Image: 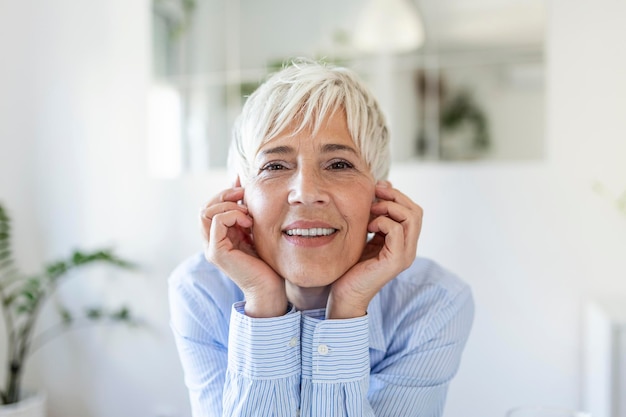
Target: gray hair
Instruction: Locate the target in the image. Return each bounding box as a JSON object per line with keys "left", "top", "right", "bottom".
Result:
{"left": 229, "top": 59, "right": 390, "bottom": 185}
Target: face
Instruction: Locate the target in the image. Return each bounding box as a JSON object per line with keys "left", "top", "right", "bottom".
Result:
{"left": 244, "top": 110, "right": 376, "bottom": 289}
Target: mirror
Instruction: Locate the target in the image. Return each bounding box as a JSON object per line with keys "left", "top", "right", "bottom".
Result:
{"left": 150, "top": 0, "right": 545, "bottom": 176}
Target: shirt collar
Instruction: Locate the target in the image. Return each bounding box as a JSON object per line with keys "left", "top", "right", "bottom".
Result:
{"left": 368, "top": 292, "right": 386, "bottom": 351}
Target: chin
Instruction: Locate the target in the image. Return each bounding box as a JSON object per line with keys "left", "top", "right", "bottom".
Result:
{"left": 280, "top": 267, "right": 343, "bottom": 288}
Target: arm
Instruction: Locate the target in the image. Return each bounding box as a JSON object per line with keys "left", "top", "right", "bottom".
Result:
{"left": 169, "top": 267, "right": 303, "bottom": 417}
{"left": 224, "top": 303, "right": 301, "bottom": 416}
{"left": 299, "top": 311, "right": 372, "bottom": 417}
{"left": 368, "top": 288, "right": 474, "bottom": 417}
{"left": 169, "top": 272, "right": 229, "bottom": 417}
{"left": 177, "top": 185, "right": 297, "bottom": 416}
{"left": 201, "top": 185, "right": 288, "bottom": 319}
{"left": 299, "top": 286, "right": 474, "bottom": 417}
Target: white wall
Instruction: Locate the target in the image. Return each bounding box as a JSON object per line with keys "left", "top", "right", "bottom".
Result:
{"left": 1, "top": 1, "right": 200, "bottom": 416}
{"left": 0, "top": 1, "right": 45, "bottom": 285}
{"left": 441, "top": 1, "right": 626, "bottom": 416}
{"left": 0, "top": 0, "right": 48, "bottom": 397}
{"left": 1, "top": 1, "right": 625, "bottom": 417}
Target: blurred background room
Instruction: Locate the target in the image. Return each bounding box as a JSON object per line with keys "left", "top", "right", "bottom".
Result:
{"left": 1, "top": 0, "right": 625, "bottom": 416}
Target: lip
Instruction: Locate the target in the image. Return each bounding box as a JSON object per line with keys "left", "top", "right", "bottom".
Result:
{"left": 283, "top": 220, "right": 336, "bottom": 231}
{"left": 282, "top": 220, "right": 339, "bottom": 248}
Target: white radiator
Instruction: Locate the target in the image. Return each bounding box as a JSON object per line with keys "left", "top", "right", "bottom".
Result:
{"left": 584, "top": 300, "right": 626, "bottom": 417}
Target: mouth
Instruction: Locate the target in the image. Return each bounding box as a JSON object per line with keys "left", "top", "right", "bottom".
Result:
{"left": 284, "top": 227, "right": 338, "bottom": 237}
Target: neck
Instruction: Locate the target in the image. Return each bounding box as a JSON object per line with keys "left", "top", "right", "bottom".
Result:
{"left": 286, "top": 281, "right": 330, "bottom": 311}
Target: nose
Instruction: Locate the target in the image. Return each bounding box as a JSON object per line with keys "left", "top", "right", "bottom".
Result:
{"left": 287, "top": 165, "right": 330, "bottom": 205}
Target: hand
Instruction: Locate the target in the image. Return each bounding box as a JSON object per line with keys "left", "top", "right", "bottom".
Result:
{"left": 326, "top": 181, "right": 423, "bottom": 319}
{"left": 201, "top": 186, "right": 288, "bottom": 318}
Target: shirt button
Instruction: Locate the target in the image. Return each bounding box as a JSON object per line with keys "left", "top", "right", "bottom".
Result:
{"left": 317, "top": 344, "right": 329, "bottom": 355}
{"left": 288, "top": 337, "right": 298, "bottom": 347}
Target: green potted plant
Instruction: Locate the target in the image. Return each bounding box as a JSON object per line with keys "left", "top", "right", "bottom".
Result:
{"left": 0, "top": 203, "right": 136, "bottom": 414}
{"left": 593, "top": 182, "right": 626, "bottom": 216}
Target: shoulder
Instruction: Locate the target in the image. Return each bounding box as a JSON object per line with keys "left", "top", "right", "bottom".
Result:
{"left": 375, "top": 257, "right": 473, "bottom": 342}
{"left": 391, "top": 257, "right": 471, "bottom": 302}
{"left": 168, "top": 252, "right": 243, "bottom": 322}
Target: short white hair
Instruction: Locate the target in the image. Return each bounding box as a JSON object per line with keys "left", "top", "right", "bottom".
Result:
{"left": 229, "top": 58, "right": 390, "bottom": 184}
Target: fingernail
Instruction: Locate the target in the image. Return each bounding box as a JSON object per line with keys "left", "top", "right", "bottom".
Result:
{"left": 376, "top": 180, "right": 391, "bottom": 188}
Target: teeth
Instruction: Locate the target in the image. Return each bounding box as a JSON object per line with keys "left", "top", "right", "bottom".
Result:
{"left": 285, "top": 228, "right": 336, "bottom": 237}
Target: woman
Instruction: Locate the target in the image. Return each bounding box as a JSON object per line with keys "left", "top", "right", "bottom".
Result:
{"left": 169, "top": 59, "right": 474, "bottom": 417}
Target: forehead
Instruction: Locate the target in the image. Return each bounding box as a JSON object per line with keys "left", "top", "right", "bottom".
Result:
{"left": 259, "top": 110, "right": 354, "bottom": 144}
{"left": 257, "top": 110, "right": 356, "bottom": 152}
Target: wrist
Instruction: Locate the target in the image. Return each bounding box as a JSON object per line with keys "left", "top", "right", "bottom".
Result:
{"left": 327, "top": 283, "right": 372, "bottom": 319}
{"left": 326, "top": 295, "right": 368, "bottom": 319}
{"left": 243, "top": 289, "right": 288, "bottom": 318}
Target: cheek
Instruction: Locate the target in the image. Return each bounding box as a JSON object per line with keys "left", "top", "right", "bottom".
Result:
{"left": 245, "top": 185, "right": 281, "bottom": 237}
{"left": 343, "top": 186, "right": 376, "bottom": 228}
{"left": 244, "top": 183, "right": 268, "bottom": 213}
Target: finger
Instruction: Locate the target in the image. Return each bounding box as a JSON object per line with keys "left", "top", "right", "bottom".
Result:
{"left": 211, "top": 211, "right": 253, "bottom": 239}
{"left": 204, "top": 187, "right": 245, "bottom": 208}
{"left": 207, "top": 211, "right": 254, "bottom": 260}
{"left": 367, "top": 216, "right": 406, "bottom": 258}
{"left": 372, "top": 185, "right": 423, "bottom": 241}
{"left": 374, "top": 183, "right": 419, "bottom": 209}
{"left": 370, "top": 206, "right": 422, "bottom": 259}
{"left": 360, "top": 232, "right": 385, "bottom": 262}
{"left": 200, "top": 202, "right": 248, "bottom": 240}
{"left": 201, "top": 201, "right": 248, "bottom": 221}
{"left": 370, "top": 200, "right": 416, "bottom": 223}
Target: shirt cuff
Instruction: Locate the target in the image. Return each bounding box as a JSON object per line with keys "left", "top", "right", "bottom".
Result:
{"left": 228, "top": 302, "right": 301, "bottom": 379}
{"left": 301, "top": 311, "right": 370, "bottom": 383}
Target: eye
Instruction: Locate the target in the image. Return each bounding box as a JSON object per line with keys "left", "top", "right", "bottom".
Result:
{"left": 327, "top": 159, "right": 354, "bottom": 170}
{"left": 260, "top": 162, "right": 288, "bottom": 171}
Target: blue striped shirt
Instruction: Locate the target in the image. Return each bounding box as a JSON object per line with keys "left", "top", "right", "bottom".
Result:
{"left": 169, "top": 253, "right": 474, "bottom": 417}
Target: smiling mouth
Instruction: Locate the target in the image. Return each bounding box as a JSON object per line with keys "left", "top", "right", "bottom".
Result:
{"left": 284, "top": 227, "right": 337, "bottom": 237}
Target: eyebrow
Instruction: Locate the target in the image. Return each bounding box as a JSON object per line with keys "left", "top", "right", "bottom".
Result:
{"left": 258, "top": 145, "right": 293, "bottom": 157}
{"left": 321, "top": 143, "right": 358, "bottom": 155}
{"left": 259, "top": 143, "right": 358, "bottom": 157}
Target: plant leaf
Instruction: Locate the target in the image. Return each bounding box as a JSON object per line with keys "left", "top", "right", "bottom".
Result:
{"left": 57, "top": 306, "right": 73, "bottom": 325}
{"left": 0, "top": 204, "right": 14, "bottom": 267}
{"left": 111, "top": 306, "right": 131, "bottom": 322}
{"left": 86, "top": 307, "right": 102, "bottom": 320}
{"left": 46, "top": 261, "right": 68, "bottom": 281}
{"left": 16, "top": 303, "right": 33, "bottom": 315}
